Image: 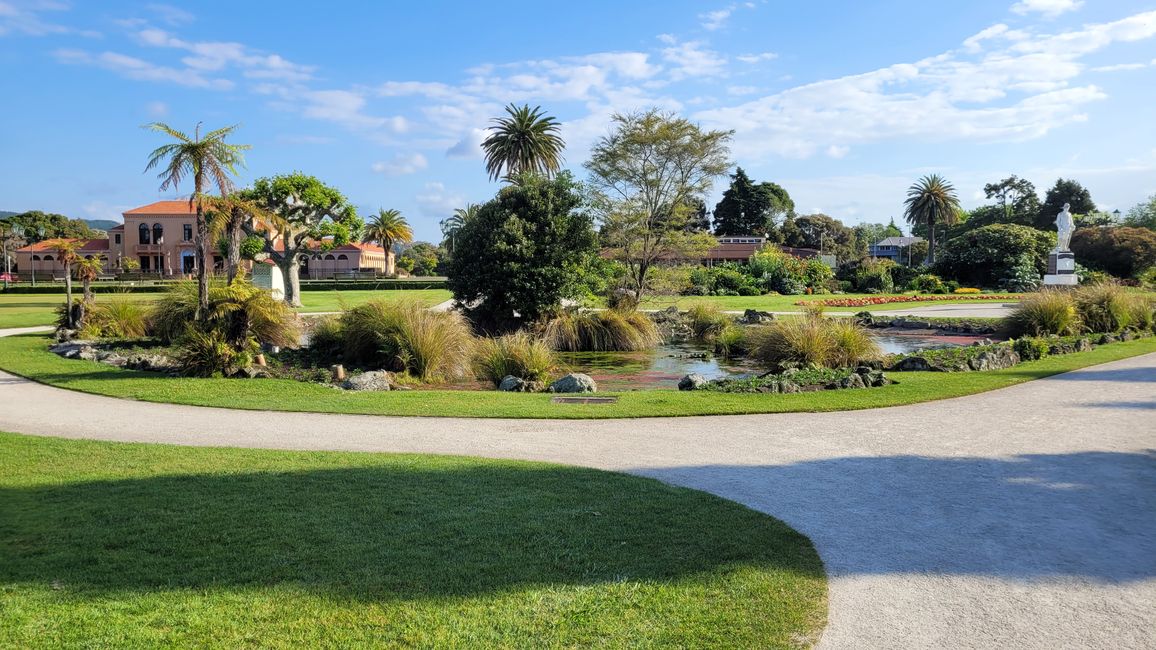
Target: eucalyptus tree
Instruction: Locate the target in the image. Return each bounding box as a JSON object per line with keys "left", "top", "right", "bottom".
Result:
{"left": 903, "top": 174, "right": 961, "bottom": 265}
{"left": 481, "top": 104, "right": 565, "bottom": 182}
{"left": 143, "top": 122, "right": 250, "bottom": 318}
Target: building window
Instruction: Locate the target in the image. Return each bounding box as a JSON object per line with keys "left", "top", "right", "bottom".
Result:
{"left": 114, "top": 234, "right": 121, "bottom": 245}
{"left": 139, "top": 223, "right": 151, "bottom": 245}
{"left": 32, "top": 255, "right": 40, "bottom": 261}
{"left": 183, "top": 224, "right": 192, "bottom": 242}
{"left": 152, "top": 223, "right": 163, "bottom": 245}
{"left": 337, "top": 254, "right": 348, "bottom": 260}
{"left": 139, "top": 255, "right": 150, "bottom": 271}
{"left": 42, "top": 255, "right": 53, "bottom": 262}
{"left": 324, "top": 254, "right": 335, "bottom": 261}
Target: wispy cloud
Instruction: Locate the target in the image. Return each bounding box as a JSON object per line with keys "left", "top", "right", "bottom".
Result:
{"left": 0, "top": 0, "right": 99, "bottom": 38}
{"left": 372, "top": 153, "right": 428, "bottom": 176}
{"left": 1011, "top": 0, "right": 1084, "bottom": 18}
{"left": 54, "top": 48, "right": 233, "bottom": 89}
{"left": 700, "top": 5, "right": 734, "bottom": 31}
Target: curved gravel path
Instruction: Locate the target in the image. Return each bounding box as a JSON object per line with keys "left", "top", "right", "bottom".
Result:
{"left": 0, "top": 327, "right": 1153, "bottom": 649}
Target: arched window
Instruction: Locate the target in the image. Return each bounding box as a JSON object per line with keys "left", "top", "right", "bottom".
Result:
{"left": 152, "top": 223, "right": 163, "bottom": 244}
{"left": 84, "top": 254, "right": 93, "bottom": 259}
{"left": 139, "top": 223, "right": 150, "bottom": 244}
{"left": 323, "top": 254, "right": 336, "bottom": 261}
{"left": 336, "top": 254, "right": 348, "bottom": 260}
{"left": 43, "top": 255, "right": 53, "bottom": 261}
{"left": 32, "top": 255, "right": 41, "bottom": 261}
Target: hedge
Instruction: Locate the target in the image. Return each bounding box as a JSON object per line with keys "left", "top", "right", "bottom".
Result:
{"left": 1, "top": 278, "right": 447, "bottom": 294}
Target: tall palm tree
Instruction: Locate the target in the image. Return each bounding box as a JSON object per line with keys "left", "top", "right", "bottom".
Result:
{"left": 481, "top": 104, "right": 565, "bottom": 182}
{"left": 204, "top": 193, "right": 282, "bottom": 283}
{"left": 903, "top": 174, "right": 961, "bottom": 265}
{"left": 75, "top": 256, "right": 103, "bottom": 304}
{"left": 440, "top": 203, "right": 479, "bottom": 253}
{"left": 54, "top": 240, "right": 80, "bottom": 328}
{"left": 144, "top": 122, "right": 250, "bottom": 319}
{"left": 362, "top": 208, "right": 414, "bottom": 254}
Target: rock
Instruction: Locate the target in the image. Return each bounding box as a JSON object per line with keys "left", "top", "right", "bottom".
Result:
{"left": 967, "top": 347, "right": 1020, "bottom": 371}
{"left": 740, "top": 309, "right": 774, "bottom": 325}
{"left": 838, "top": 373, "right": 866, "bottom": 389}
{"left": 100, "top": 354, "right": 127, "bottom": 367}
{"left": 779, "top": 381, "right": 801, "bottom": 394}
{"left": 122, "top": 353, "right": 179, "bottom": 373}
{"left": 49, "top": 340, "right": 98, "bottom": 358}
{"left": 1075, "top": 338, "right": 1093, "bottom": 352}
{"left": 678, "top": 373, "right": 709, "bottom": 391}
{"left": 1121, "top": 330, "right": 1136, "bottom": 341}
{"left": 1097, "top": 333, "right": 1120, "bottom": 345}
{"left": 664, "top": 305, "right": 680, "bottom": 315}
{"left": 891, "top": 356, "right": 933, "bottom": 372}
{"left": 342, "top": 370, "right": 393, "bottom": 391}
{"left": 229, "top": 366, "right": 273, "bottom": 379}
{"left": 856, "top": 360, "right": 884, "bottom": 371}
{"left": 547, "top": 373, "right": 597, "bottom": 394}
{"left": 498, "top": 375, "right": 544, "bottom": 392}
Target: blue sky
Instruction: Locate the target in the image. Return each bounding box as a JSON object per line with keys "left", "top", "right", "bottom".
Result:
{"left": 1, "top": 0, "right": 1154, "bottom": 240}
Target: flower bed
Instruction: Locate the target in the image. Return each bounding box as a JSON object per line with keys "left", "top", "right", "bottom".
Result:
{"left": 797, "top": 294, "right": 1019, "bottom": 308}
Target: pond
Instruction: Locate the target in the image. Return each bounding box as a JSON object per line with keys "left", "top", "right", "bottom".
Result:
{"left": 560, "top": 332, "right": 984, "bottom": 391}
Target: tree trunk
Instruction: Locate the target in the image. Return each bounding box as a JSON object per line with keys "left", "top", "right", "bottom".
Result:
{"left": 83, "top": 278, "right": 93, "bottom": 303}
{"left": 63, "top": 262, "right": 74, "bottom": 328}
{"left": 282, "top": 254, "right": 303, "bottom": 307}
{"left": 227, "top": 208, "right": 243, "bottom": 283}
{"left": 926, "top": 222, "right": 937, "bottom": 266}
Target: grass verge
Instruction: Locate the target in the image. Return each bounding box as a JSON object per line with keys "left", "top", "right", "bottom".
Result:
{"left": 0, "top": 333, "right": 1153, "bottom": 419}
{"left": 0, "top": 432, "right": 826, "bottom": 648}
{"left": 637, "top": 293, "right": 1024, "bottom": 313}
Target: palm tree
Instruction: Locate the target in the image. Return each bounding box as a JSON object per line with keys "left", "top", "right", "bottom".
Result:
{"left": 481, "top": 104, "right": 565, "bottom": 182}
{"left": 54, "top": 240, "right": 80, "bottom": 328}
{"left": 903, "top": 174, "right": 961, "bottom": 265}
{"left": 144, "top": 122, "right": 250, "bottom": 319}
{"left": 440, "top": 203, "right": 479, "bottom": 253}
{"left": 75, "top": 256, "right": 103, "bottom": 304}
{"left": 204, "top": 193, "right": 282, "bottom": 283}
{"left": 362, "top": 209, "right": 414, "bottom": 255}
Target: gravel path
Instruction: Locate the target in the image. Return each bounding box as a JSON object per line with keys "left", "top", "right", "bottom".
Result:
{"left": 0, "top": 327, "right": 1152, "bottom": 648}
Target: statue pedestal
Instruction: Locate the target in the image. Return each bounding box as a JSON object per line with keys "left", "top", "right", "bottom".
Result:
{"left": 1044, "top": 251, "right": 1077, "bottom": 286}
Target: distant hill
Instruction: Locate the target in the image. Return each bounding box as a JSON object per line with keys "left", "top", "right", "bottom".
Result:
{"left": 0, "top": 211, "right": 17, "bottom": 219}
{"left": 85, "top": 219, "right": 121, "bottom": 232}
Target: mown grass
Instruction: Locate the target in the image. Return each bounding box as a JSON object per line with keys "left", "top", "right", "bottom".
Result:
{"left": 0, "top": 290, "right": 453, "bottom": 328}
{"left": 637, "top": 292, "right": 1025, "bottom": 313}
{"left": 1, "top": 333, "right": 1153, "bottom": 419}
{"left": 0, "top": 432, "right": 826, "bottom": 648}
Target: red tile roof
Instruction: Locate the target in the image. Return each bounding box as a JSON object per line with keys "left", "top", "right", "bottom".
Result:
{"left": 123, "top": 200, "right": 196, "bottom": 215}
{"left": 16, "top": 238, "right": 108, "bottom": 253}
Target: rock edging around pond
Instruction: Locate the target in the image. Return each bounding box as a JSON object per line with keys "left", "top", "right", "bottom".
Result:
{"left": 679, "top": 365, "right": 892, "bottom": 394}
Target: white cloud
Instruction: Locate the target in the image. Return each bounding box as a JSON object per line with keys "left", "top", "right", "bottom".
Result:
{"left": 0, "top": 0, "right": 98, "bottom": 38}
{"left": 415, "top": 182, "right": 466, "bottom": 219}
{"left": 446, "top": 128, "right": 487, "bottom": 159}
{"left": 736, "top": 52, "right": 778, "bottom": 64}
{"left": 372, "top": 152, "right": 428, "bottom": 176}
{"left": 146, "top": 3, "right": 194, "bottom": 26}
{"left": 145, "top": 100, "right": 168, "bottom": 117}
{"left": 54, "top": 48, "right": 233, "bottom": 89}
{"left": 700, "top": 6, "right": 734, "bottom": 31}
{"left": 300, "top": 89, "right": 404, "bottom": 131}
{"left": 826, "top": 145, "right": 850, "bottom": 159}
{"left": 1089, "top": 62, "right": 1148, "bottom": 72}
{"left": 662, "top": 39, "right": 727, "bottom": 79}
{"left": 1011, "top": 0, "right": 1083, "bottom": 18}
{"left": 727, "top": 85, "right": 758, "bottom": 96}
{"left": 134, "top": 27, "right": 315, "bottom": 82}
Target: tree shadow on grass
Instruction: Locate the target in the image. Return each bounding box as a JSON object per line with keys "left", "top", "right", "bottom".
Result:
{"left": 640, "top": 450, "right": 1156, "bottom": 584}
{"left": 0, "top": 463, "right": 821, "bottom": 600}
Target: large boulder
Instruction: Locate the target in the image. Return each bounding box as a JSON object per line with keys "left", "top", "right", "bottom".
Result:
{"left": 855, "top": 365, "right": 891, "bottom": 387}
{"left": 49, "top": 341, "right": 98, "bottom": 359}
{"left": 342, "top": 370, "right": 393, "bottom": 391}
{"left": 678, "top": 373, "right": 709, "bottom": 391}
{"left": 967, "top": 347, "right": 1020, "bottom": 371}
{"left": 122, "top": 353, "right": 179, "bottom": 373}
{"left": 836, "top": 373, "right": 866, "bottom": 389}
{"left": 547, "top": 373, "right": 597, "bottom": 394}
{"left": 740, "top": 309, "right": 774, "bottom": 325}
{"left": 890, "top": 356, "right": 933, "bottom": 372}
{"left": 498, "top": 375, "right": 544, "bottom": 393}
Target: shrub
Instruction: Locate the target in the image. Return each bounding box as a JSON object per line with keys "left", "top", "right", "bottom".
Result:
{"left": 686, "top": 302, "right": 732, "bottom": 340}
{"left": 953, "top": 287, "right": 981, "bottom": 294}
{"left": 1139, "top": 267, "right": 1156, "bottom": 290}
{"left": 472, "top": 332, "right": 557, "bottom": 386}
{"left": 749, "top": 316, "right": 880, "bottom": 369}
{"left": 737, "top": 285, "right": 761, "bottom": 296}
{"left": 176, "top": 327, "right": 251, "bottom": 377}
{"left": 713, "top": 324, "right": 747, "bottom": 357}
{"left": 909, "top": 274, "right": 945, "bottom": 293}
{"left": 306, "top": 316, "right": 344, "bottom": 359}
{"left": 1012, "top": 337, "right": 1050, "bottom": 362}
{"left": 543, "top": 308, "right": 661, "bottom": 352}
{"left": 1071, "top": 226, "right": 1156, "bottom": 278}
{"left": 1073, "top": 283, "right": 1135, "bottom": 333}
{"left": 339, "top": 300, "right": 474, "bottom": 381}
{"left": 1123, "top": 293, "right": 1154, "bottom": 331}
{"left": 80, "top": 300, "right": 151, "bottom": 339}
{"left": 936, "top": 224, "right": 1054, "bottom": 287}
{"left": 151, "top": 280, "right": 298, "bottom": 348}
{"left": 852, "top": 258, "right": 894, "bottom": 293}
{"left": 999, "top": 255, "right": 1042, "bottom": 293}
{"left": 1004, "top": 290, "right": 1080, "bottom": 337}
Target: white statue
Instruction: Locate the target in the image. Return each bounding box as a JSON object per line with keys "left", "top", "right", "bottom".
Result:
{"left": 1055, "top": 202, "right": 1074, "bottom": 252}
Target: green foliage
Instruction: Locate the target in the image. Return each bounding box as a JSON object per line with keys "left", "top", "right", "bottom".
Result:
{"left": 685, "top": 302, "right": 733, "bottom": 340}
{"left": 792, "top": 214, "right": 860, "bottom": 262}
{"left": 903, "top": 174, "right": 961, "bottom": 264}
{"left": 1070, "top": 227, "right": 1156, "bottom": 278}
{"left": 713, "top": 324, "right": 748, "bottom": 357}
{"left": 447, "top": 172, "right": 597, "bottom": 332}
{"left": 1124, "top": 194, "right": 1156, "bottom": 231}
{"left": 80, "top": 299, "right": 151, "bottom": 339}
{"left": 1072, "top": 283, "right": 1146, "bottom": 334}
{"left": 702, "top": 367, "right": 849, "bottom": 393}
{"left": 362, "top": 208, "right": 413, "bottom": 252}
{"left": 644, "top": 264, "right": 693, "bottom": 295}
{"left": 336, "top": 300, "right": 473, "bottom": 381}
{"left": 472, "top": 332, "right": 558, "bottom": 386}
{"left": 1000, "top": 255, "right": 1042, "bottom": 293}
{"left": 176, "top": 327, "right": 252, "bottom": 377}
{"left": 749, "top": 316, "right": 881, "bottom": 369}
{"left": 712, "top": 167, "right": 794, "bottom": 239}
{"left": 1005, "top": 291, "right": 1080, "bottom": 337}
{"left": 0, "top": 210, "right": 94, "bottom": 243}
{"left": 1012, "top": 337, "right": 1051, "bottom": 362}
{"left": 399, "top": 242, "right": 446, "bottom": 277}
{"left": 542, "top": 309, "right": 661, "bottom": 352}
{"left": 746, "top": 248, "right": 833, "bottom": 294}
{"left": 306, "top": 316, "right": 344, "bottom": 359}
{"left": 482, "top": 103, "right": 565, "bottom": 182}
{"left": 851, "top": 258, "right": 895, "bottom": 293}
{"left": 151, "top": 280, "right": 299, "bottom": 349}
{"left": 935, "top": 224, "right": 1054, "bottom": 287}
{"left": 909, "top": 273, "right": 945, "bottom": 293}
{"left": 1039, "top": 178, "right": 1096, "bottom": 231}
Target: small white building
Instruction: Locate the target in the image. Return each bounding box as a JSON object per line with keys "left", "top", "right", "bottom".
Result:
{"left": 251, "top": 260, "right": 285, "bottom": 301}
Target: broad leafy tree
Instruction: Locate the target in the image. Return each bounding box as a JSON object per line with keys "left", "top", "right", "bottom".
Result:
{"left": 903, "top": 174, "right": 961, "bottom": 264}
{"left": 363, "top": 208, "right": 414, "bottom": 254}
{"left": 585, "top": 109, "right": 732, "bottom": 298}
{"left": 144, "top": 122, "right": 250, "bottom": 319}
{"left": 446, "top": 172, "right": 596, "bottom": 332}
{"left": 935, "top": 223, "right": 1054, "bottom": 287}
{"left": 399, "top": 242, "right": 446, "bottom": 276}
{"left": 243, "top": 173, "right": 362, "bottom": 306}
{"left": 1071, "top": 227, "right": 1156, "bottom": 278}
{"left": 482, "top": 104, "right": 565, "bottom": 182}
{"left": 1039, "top": 178, "right": 1095, "bottom": 230}
{"left": 205, "top": 193, "right": 281, "bottom": 283}
{"left": 712, "top": 167, "right": 794, "bottom": 238}
{"left": 982, "top": 175, "right": 1040, "bottom": 228}
{"left": 0, "top": 211, "right": 93, "bottom": 243}
{"left": 793, "top": 213, "right": 859, "bottom": 261}
{"left": 1124, "top": 194, "right": 1156, "bottom": 231}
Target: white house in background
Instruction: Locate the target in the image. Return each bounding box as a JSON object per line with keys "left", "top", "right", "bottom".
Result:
{"left": 868, "top": 236, "right": 925, "bottom": 265}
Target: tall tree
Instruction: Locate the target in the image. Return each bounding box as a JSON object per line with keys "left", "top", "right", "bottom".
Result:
{"left": 440, "top": 203, "right": 479, "bottom": 252}
{"left": 144, "top": 122, "right": 250, "bottom": 319}
{"left": 982, "top": 175, "right": 1039, "bottom": 227}
{"left": 0, "top": 211, "right": 92, "bottom": 243}
{"left": 884, "top": 218, "right": 903, "bottom": 237}
{"left": 712, "top": 167, "right": 794, "bottom": 238}
{"left": 205, "top": 193, "right": 281, "bottom": 283}
{"left": 1124, "top": 194, "right": 1156, "bottom": 231}
{"left": 75, "top": 256, "right": 103, "bottom": 304}
{"left": 1039, "top": 178, "right": 1096, "bottom": 230}
{"left": 585, "top": 109, "right": 732, "bottom": 298}
{"left": 446, "top": 172, "right": 596, "bottom": 332}
{"left": 903, "top": 174, "right": 961, "bottom": 264}
{"left": 481, "top": 104, "right": 565, "bottom": 182}
{"left": 243, "top": 173, "right": 362, "bottom": 307}
{"left": 794, "top": 214, "right": 858, "bottom": 261}
{"left": 362, "top": 208, "right": 414, "bottom": 254}
{"left": 54, "top": 240, "right": 80, "bottom": 328}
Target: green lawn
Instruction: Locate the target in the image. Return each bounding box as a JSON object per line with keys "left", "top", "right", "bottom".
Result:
{"left": 638, "top": 293, "right": 1023, "bottom": 312}
{"left": 0, "top": 290, "right": 453, "bottom": 328}
{"left": 0, "top": 432, "right": 826, "bottom": 648}
{"left": 2, "top": 332, "right": 1153, "bottom": 419}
